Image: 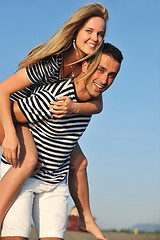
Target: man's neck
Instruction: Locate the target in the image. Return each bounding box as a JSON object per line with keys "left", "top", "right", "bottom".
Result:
{"left": 73, "top": 76, "right": 90, "bottom": 102}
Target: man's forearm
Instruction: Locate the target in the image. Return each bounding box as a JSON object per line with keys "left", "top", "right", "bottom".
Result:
{"left": 69, "top": 161, "right": 91, "bottom": 218}
{"left": 69, "top": 144, "right": 106, "bottom": 239}
{"left": 69, "top": 144, "right": 92, "bottom": 218}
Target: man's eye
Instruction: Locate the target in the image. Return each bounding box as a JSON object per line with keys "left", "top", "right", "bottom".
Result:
{"left": 109, "top": 74, "right": 116, "bottom": 80}
{"left": 97, "top": 68, "right": 104, "bottom": 73}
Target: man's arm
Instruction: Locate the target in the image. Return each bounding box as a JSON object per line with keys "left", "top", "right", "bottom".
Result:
{"left": 11, "top": 87, "right": 59, "bottom": 126}
{"left": 69, "top": 143, "right": 107, "bottom": 240}
{"left": 69, "top": 143, "right": 90, "bottom": 219}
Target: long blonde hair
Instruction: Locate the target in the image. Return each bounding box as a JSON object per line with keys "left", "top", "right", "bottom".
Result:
{"left": 18, "top": 3, "right": 108, "bottom": 68}
{"left": 78, "top": 43, "right": 103, "bottom": 82}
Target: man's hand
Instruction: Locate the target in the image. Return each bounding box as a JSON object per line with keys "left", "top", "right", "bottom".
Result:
{"left": 30, "top": 162, "right": 44, "bottom": 177}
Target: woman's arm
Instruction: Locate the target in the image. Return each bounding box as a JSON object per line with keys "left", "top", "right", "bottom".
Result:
{"left": 49, "top": 94, "right": 103, "bottom": 118}
{"left": 75, "top": 95, "right": 103, "bottom": 114}
{"left": 0, "top": 68, "right": 32, "bottom": 164}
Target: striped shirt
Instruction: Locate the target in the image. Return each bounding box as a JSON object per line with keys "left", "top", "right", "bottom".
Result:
{"left": 10, "top": 54, "right": 62, "bottom": 102}
{"left": 1, "top": 54, "right": 91, "bottom": 184}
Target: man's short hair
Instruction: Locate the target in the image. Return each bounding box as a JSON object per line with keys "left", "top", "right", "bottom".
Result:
{"left": 102, "top": 43, "right": 123, "bottom": 64}
{"left": 81, "top": 42, "right": 123, "bottom": 82}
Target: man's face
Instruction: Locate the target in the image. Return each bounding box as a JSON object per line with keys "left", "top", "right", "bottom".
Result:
{"left": 85, "top": 54, "right": 120, "bottom": 98}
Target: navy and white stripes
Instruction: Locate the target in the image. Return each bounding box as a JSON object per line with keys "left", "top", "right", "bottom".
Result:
{"left": 2, "top": 54, "right": 91, "bottom": 184}
{"left": 17, "top": 79, "right": 91, "bottom": 184}
{"left": 10, "top": 54, "right": 62, "bottom": 103}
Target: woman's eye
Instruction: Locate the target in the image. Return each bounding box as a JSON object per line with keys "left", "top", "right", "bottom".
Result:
{"left": 98, "top": 32, "right": 104, "bottom": 38}
{"left": 86, "top": 29, "right": 92, "bottom": 34}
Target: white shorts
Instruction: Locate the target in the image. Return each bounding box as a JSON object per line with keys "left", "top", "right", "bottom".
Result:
{"left": 1, "top": 163, "right": 69, "bottom": 239}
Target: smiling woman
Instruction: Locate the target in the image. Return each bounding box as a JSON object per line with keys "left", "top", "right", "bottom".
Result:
{"left": 75, "top": 16, "right": 105, "bottom": 57}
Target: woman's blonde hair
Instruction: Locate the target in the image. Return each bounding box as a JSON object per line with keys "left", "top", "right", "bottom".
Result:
{"left": 79, "top": 43, "right": 103, "bottom": 82}
{"left": 18, "top": 3, "right": 108, "bottom": 68}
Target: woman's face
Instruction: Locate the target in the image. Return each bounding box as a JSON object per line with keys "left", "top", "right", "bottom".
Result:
{"left": 75, "top": 16, "right": 105, "bottom": 58}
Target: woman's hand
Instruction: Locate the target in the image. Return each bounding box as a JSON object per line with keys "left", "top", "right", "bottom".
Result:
{"left": 49, "top": 96, "right": 78, "bottom": 118}
{"left": 1, "top": 134, "right": 21, "bottom": 167}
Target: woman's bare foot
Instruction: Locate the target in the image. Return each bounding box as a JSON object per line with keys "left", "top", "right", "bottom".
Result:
{"left": 78, "top": 214, "right": 108, "bottom": 240}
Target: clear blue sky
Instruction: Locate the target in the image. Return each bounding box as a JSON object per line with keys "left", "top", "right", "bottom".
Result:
{"left": 0, "top": 0, "right": 160, "bottom": 230}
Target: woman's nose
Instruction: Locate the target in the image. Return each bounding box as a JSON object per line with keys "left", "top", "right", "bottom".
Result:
{"left": 91, "top": 32, "right": 98, "bottom": 42}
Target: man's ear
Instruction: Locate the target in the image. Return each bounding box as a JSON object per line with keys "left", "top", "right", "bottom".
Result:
{"left": 81, "top": 61, "right": 88, "bottom": 74}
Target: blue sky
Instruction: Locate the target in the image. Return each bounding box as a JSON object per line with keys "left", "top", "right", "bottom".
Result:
{"left": 0, "top": 0, "right": 160, "bottom": 230}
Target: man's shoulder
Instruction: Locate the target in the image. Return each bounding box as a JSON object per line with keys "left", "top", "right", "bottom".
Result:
{"left": 32, "top": 78, "right": 74, "bottom": 101}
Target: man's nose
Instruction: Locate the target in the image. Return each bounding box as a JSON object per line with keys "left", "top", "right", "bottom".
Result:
{"left": 101, "top": 75, "right": 108, "bottom": 85}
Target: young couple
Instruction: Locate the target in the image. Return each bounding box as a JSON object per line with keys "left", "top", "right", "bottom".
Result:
{"left": 0, "top": 3, "right": 123, "bottom": 240}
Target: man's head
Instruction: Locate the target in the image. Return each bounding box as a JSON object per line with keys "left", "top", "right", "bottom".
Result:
{"left": 76, "top": 43, "right": 123, "bottom": 100}
{"left": 101, "top": 42, "right": 123, "bottom": 65}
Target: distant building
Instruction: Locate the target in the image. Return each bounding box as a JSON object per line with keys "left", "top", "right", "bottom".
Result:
{"left": 66, "top": 206, "right": 80, "bottom": 231}
{"left": 66, "top": 206, "right": 96, "bottom": 232}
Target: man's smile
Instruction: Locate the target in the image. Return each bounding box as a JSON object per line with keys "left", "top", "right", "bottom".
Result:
{"left": 93, "top": 80, "right": 106, "bottom": 91}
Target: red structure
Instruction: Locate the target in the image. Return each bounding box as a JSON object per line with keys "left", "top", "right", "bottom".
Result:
{"left": 66, "top": 215, "right": 81, "bottom": 231}
{"left": 66, "top": 206, "right": 81, "bottom": 231}
{"left": 66, "top": 206, "right": 96, "bottom": 232}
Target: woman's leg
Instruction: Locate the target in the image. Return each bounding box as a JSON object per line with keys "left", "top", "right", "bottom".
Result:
{"left": 69, "top": 144, "right": 107, "bottom": 240}
{"left": 0, "top": 124, "right": 38, "bottom": 225}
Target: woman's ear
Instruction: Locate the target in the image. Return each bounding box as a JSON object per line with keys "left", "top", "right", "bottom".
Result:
{"left": 81, "top": 61, "right": 88, "bottom": 74}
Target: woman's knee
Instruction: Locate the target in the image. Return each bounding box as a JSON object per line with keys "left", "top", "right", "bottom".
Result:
{"left": 16, "top": 124, "right": 38, "bottom": 170}
{"left": 22, "top": 151, "right": 38, "bottom": 170}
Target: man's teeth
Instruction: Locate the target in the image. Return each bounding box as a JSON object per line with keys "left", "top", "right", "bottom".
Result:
{"left": 94, "top": 82, "right": 103, "bottom": 89}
